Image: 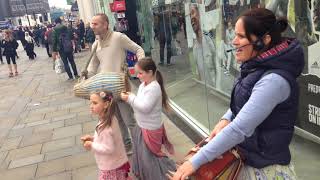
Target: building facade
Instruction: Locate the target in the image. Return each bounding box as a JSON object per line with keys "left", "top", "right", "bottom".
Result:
{"left": 0, "top": 1, "right": 11, "bottom": 21}
{"left": 0, "top": 0, "right": 50, "bottom": 26}
{"left": 9, "top": 0, "right": 50, "bottom": 17}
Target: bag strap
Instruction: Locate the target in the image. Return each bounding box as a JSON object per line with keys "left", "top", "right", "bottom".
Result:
{"left": 80, "top": 44, "right": 98, "bottom": 79}
{"left": 122, "top": 51, "right": 132, "bottom": 92}
{"left": 230, "top": 148, "right": 244, "bottom": 180}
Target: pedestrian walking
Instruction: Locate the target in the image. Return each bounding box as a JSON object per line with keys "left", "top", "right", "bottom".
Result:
{"left": 52, "top": 18, "right": 79, "bottom": 80}
{"left": 44, "top": 25, "right": 54, "bottom": 57}
{"left": 1, "top": 30, "right": 19, "bottom": 77}
{"left": 25, "top": 32, "right": 37, "bottom": 60}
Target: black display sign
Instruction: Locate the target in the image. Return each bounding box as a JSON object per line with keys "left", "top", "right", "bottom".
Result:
{"left": 297, "top": 74, "right": 320, "bottom": 138}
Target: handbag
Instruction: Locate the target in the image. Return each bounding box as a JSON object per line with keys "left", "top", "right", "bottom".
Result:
{"left": 55, "top": 57, "right": 65, "bottom": 74}
{"left": 184, "top": 138, "right": 243, "bottom": 180}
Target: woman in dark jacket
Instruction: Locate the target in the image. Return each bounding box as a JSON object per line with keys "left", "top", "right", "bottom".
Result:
{"left": 2, "top": 30, "right": 19, "bottom": 77}
{"left": 169, "top": 8, "right": 304, "bottom": 180}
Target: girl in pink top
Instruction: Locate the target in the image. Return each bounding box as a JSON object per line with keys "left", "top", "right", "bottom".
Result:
{"left": 81, "top": 91, "right": 130, "bottom": 180}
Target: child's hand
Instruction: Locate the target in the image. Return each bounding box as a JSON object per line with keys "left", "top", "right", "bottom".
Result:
{"left": 83, "top": 141, "right": 92, "bottom": 151}
{"left": 81, "top": 135, "right": 93, "bottom": 143}
{"left": 120, "top": 91, "right": 130, "bottom": 102}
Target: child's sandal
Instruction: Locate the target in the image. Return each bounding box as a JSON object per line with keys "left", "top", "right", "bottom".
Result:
{"left": 9, "top": 73, "right": 13, "bottom": 77}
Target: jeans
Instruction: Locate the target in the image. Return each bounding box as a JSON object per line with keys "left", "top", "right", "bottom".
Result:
{"left": 159, "top": 32, "right": 172, "bottom": 64}
{"left": 45, "top": 43, "right": 51, "bottom": 56}
{"left": 117, "top": 101, "right": 136, "bottom": 147}
{"left": 59, "top": 51, "right": 78, "bottom": 79}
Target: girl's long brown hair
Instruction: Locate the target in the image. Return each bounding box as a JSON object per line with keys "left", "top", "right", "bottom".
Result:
{"left": 94, "top": 91, "right": 121, "bottom": 134}
{"left": 4, "top": 30, "right": 13, "bottom": 41}
{"left": 137, "top": 57, "right": 169, "bottom": 111}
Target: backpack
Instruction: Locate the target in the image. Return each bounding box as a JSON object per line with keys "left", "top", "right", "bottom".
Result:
{"left": 59, "top": 30, "right": 73, "bottom": 53}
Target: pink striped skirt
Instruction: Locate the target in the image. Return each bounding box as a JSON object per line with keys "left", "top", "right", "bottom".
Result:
{"left": 98, "top": 162, "right": 131, "bottom": 180}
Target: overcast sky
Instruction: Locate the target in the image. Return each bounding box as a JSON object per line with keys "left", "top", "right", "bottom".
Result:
{"left": 48, "top": 0, "right": 67, "bottom": 8}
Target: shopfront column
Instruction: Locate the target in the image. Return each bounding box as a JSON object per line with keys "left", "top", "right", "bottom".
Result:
{"left": 77, "top": 0, "right": 96, "bottom": 24}
{"left": 77, "top": 0, "right": 86, "bottom": 23}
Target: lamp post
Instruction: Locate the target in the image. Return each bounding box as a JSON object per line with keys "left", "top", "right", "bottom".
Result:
{"left": 22, "top": 0, "right": 31, "bottom": 26}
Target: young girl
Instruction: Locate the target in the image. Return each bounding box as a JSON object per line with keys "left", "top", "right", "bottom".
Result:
{"left": 1, "top": 30, "right": 19, "bottom": 77}
{"left": 121, "top": 57, "right": 176, "bottom": 180}
{"left": 81, "top": 90, "right": 131, "bottom": 180}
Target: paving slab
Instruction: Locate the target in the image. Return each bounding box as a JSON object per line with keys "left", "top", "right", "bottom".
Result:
{"left": 11, "top": 124, "right": 26, "bottom": 130}
{"left": 52, "top": 124, "right": 82, "bottom": 140}
{"left": 20, "top": 131, "right": 52, "bottom": 147}
{"left": 33, "top": 121, "right": 65, "bottom": 133}
{"left": 65, "top": 152, "right": 96, "bottom": 171}
{"left": 6, "top": 144, "right": 42, "bottom": 162}
{"left": 0, "top": 136, "right": 22, "bottom": 152}
{"left": 26, "top": 119, "right": 51, "bottom": 127}
{"left": 45, "top": 110, "right": 71, "bottom": 120}
{"left": 36, "top": 157, "right": 67, "bottom": 177}
{"left": 0, "top": 151, "right": 8, "bottom": 165}
{"left": 51, "top": 113, "right": 76, "bottom": 122}
{"left": 35, "top": 171, "right": 72, "bottom": 180}
{"left": 0, "top": 164, "right": 37, "bottom": 180}
{"left": 8, "top": 154, "right": 44, "bottom": 169}
{"left": 65, "top": 115, "right": 93, "bottom": 126}
{"left": 71, "top": 165, "right": 98, "bottom": 180}
{"left": 8, "top": 126, "right": 34, "bottom": 138}
{"left": 23, "top": 114, "right": 45, "bottom": 123}
{"left": 45, "top": 146, "right": 85, "bottom": 161}
{"left": 42, "top": 137, "right": 75, "bottom": 153}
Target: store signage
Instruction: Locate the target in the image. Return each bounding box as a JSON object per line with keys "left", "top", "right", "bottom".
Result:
{"left": 113, "top": 0, "right": 126, "bottom": 12}
{"left": 116, "top": 12, "right": 125, "bottom": 18}
{"left": 297, "top": 74, "right": 320, "bottom": 137}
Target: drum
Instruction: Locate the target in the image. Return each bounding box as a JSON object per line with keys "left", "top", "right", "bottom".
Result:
{"left": 74, "top": 72, "right": 127, "bottom": 99}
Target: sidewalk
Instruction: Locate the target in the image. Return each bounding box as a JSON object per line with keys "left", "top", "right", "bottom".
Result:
{"left": 0, "top": 46, "right": 194, "bottom": 180}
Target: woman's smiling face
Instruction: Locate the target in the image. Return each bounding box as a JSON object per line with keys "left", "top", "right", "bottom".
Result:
{"left": 232, "top": 18, "right": 259, "bottom": 63}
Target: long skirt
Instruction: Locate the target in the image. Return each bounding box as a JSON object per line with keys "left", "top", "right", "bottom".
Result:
{"left": 238, "top": 163, "right": 298, "bottom": 180}
{"left": 25, "top": 43, "right": 35, "bottom": 59}
{"left": 132, "top": 126, "right": 176, "bottom": 180}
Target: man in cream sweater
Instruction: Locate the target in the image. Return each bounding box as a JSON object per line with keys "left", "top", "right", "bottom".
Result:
{"left": 87, "top": 13, "right": 145, "bottom": 153}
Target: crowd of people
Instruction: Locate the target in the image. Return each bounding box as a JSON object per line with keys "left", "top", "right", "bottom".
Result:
{"left": 0, "top": 19, "right": 96, "bottom": 79}
{"left": 1, "top": 7, "right": 305, "bottom": 180}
